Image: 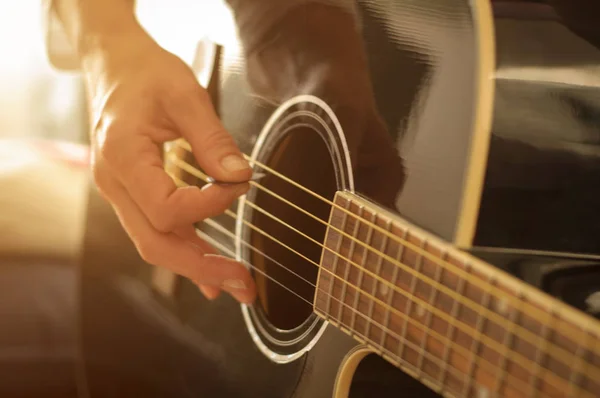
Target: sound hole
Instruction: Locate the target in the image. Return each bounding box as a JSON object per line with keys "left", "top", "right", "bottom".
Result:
{"left": 250, "top": 126, "right": 337, "bottom": 330}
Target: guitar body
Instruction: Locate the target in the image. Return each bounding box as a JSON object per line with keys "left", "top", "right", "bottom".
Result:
{"left": 77, "top": 1, "right": 600, "bottom": 397}
{"left": 80, "top": 187, "right": 421, "bottom": 398}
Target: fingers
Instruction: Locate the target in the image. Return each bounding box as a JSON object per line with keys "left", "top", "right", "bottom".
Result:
{"left": 167, "top": 85, "right": 253, "bottom": 183}
{"left": 100, "top": 132, "right": 249, "bottom": 232}
{"left": 174, "top": 226, "right": 222, "bottom": 301}
{"left": 125, "top": 162, "right": 249, "bottom": 232}
{"left": 199, "top": 285, "right": 222, "bottom": 300}
{"left": 94, "top": 162, "right": 256, "bottom": 304}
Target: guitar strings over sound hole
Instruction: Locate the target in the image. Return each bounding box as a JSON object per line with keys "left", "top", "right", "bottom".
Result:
{"left": 250, "top": 126, "right": 337, "bottom": 330}
{"left": 238, "top": 96, "right": 353, "bottom": 360}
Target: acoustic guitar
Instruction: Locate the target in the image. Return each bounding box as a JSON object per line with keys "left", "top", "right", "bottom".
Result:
{"left": 76, "top": 1, "right": 600, "bottom": 397}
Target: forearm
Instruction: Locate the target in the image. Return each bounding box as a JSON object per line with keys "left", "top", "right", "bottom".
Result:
{"left": 51, "top": 0, "right": 140, "bottom": 61}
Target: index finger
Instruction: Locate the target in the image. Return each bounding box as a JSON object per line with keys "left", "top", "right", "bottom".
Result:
{"left": 166, "top": 85, "right": 253, "bottom": 183}
{"left": 103, "top": 135, "right": 249, "bottom": 232}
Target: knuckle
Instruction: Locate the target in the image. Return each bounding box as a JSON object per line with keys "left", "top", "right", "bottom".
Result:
{"left": 214, "top": 198, "right": 233, "bottom": 214}
{"left": 98, "top": 122, "right": 129, "bottom": 165}
{"left": 129, "top": 165, "right": 177, "bottom": 233}
{"left": 145, "top": 196, "right": 176, "bottom": 233}
{"left": 206, "top": 200, "right": 231, "bottom": 218}
{"left": 217, "top": 190, "right": 239, "bottom": 211}
{"left": 202, "top": 186, "right": 239, "bottom": 216}
{"left": 135, "top": 238, "right": 161, "bottom": 264}
{"left": 148, "top": 207, "right": 174, "bottom": 233}
{"left": 203, "top": 128, "right": 235, "bottom": 151}
{"left": 171, "top": 83, "right": 208, "bottom": 107}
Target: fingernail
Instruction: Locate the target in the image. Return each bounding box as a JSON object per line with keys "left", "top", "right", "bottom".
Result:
{"left": 222, "top": 279, "right": 247, "bottom": 290}
{"left": 221, "top": 154, "right": 250, "bottom": 173}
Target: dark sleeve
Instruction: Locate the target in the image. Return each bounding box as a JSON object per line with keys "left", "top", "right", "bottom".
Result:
{"left": 550, "top": 0, "right": 600, "bottom": 48}
{"left": 223, "top": 0, "right": 358, "bottom": 52}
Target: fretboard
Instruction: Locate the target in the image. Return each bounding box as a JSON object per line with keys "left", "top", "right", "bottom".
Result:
{"left": 314, "top": 191, "right": 600, "bottom": 398}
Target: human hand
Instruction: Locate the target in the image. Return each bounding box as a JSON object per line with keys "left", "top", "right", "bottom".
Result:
{"left": 82, "top": 27, "right": 256, "bottom": 304}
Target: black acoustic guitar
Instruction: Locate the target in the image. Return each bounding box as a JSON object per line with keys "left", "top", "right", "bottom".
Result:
{"left": 77, "top": 1, "right": 600, "bottom": 397}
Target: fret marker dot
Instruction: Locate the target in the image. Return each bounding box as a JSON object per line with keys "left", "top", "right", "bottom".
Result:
{"left": 416, "top": 303, "right": 426, "bottom": 318}
{"left": 496, "top": 297, "right": 509, "bottom": 315}
{"left": 379, "top": 283, "right": 389, "bottom": 296}
{"left": 478, "top": 386, "right": 489, "bottom": 398}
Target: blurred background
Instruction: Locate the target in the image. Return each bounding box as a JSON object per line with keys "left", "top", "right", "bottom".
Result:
{"left": 0, "top": 1, "right": 86, "bottom": 143}
{"left": 0, "top": 2, "right": 234, "bottom": 396}
{"left": 0, "top": 2, "right": 88, "bottom": 397}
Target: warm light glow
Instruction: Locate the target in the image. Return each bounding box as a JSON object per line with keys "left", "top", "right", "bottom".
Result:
{"left": 0, "top": 1, "right": 82, "bottom": 142}
{"left": 0, "top": 1, "right": 238, "bottom": 143}
{"left": 0, "top": 1, "right": 47, "bottom": 79}
{"left": 136, "top": 0, "right": 238, "bottom": 63}
{"left": 0, "top": 140, "right": 40, "bottom": 175}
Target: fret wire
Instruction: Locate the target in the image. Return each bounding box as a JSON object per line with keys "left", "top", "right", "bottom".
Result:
{"left": 171, "top": 152, "right": 600, "bottom": 383}
{"left": 493, "top": 288, "right": 522, "bottom": 395}
{"left": 348, "top": 212, "right": 377, "bottom": 335}
{"left": 263, "top": 199, "right": 589, "bottom": 393}
{"left": 397, "top": 237, "right": 428, "bottom": 374}
{"left": 172, "top": 146, "right": 600, "bottom": 376}
{"left": 336, "top": 205, "right": 364, "bottom": 327}
{"left": 463, "top": 268, "right": 493, "bottom": 398}
{"left": 202, "top": 211, "right": 534, "bottom": 397}
{"left": 199, "top": 217, "right": 495, "bottom": 398}
{"left": 530, "top": 309, "right": 554, "bottom": 397}
{"left": 169, "top": 162, "right": 596, "bottom": 394}
{"left": 567, "top": 323, "right": 590, "bottom": 397}
{"left": 324, "top": 200, "right": 351, "bottom": 316}
{"left": 439, "top": 258, "right": 467, "bottom": 391}
{"left": 416, "top": 249, "right": 446, "bottom": 373}
{"left": 197, "top": 210, "right": 466, "bottom": 393}
{"left": 322, "top": 260, "right": 525, "bottom": 398}
{"left": 365, "top": 219, "right": 392, "bottom": 343}
{"left": 200, "top": 210, "right": 487, "bottom": 397}
{"left": 325, "top": 300, "right": 474, "bottom": 398}
{"left": 378, "top": 228, "right": 408, "bottom": 352}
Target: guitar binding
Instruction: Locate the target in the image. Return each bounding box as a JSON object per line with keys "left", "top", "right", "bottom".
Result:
{"left": 236, "top": 95, "right": 354, "bottom": 363}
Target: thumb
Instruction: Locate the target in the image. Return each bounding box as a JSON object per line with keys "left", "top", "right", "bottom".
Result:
{"left": 170, "top": 87, "right": 253, "bottom": 182}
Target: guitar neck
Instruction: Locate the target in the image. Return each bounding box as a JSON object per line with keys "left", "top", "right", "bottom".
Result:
{"left": 314, "top": 191, "right": 600, "bottom": 398}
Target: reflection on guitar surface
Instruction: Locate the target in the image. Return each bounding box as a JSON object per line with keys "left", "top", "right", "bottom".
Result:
{"left": 73, "top": 1, "right": 600, "bottom": 397}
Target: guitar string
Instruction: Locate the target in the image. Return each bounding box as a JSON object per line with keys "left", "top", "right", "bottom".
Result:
{"left": 166, "top": 153, "right": 593, "bottom": 392}
{"left": 175, "top": 141, "right": 600, "bottom": 368}
{"left": 176, "top": 172, "right": 585, "bottom": 398}
{"left": 167, "top": 170, "right": 581, "bottom": 397}
{"left": 196, "top": 225, "right": 485, "bottom": 398}
{"left": 169, "top": 145, "right": 599, "bottom": 383}
{"left": 175, "top": 136, "right": 600, "bottom": 348}
{"left": 199, "top": 209, "right": 533, "bottom": 397}
{"left": 246, "top": 152, "right": 600, "bottom": 346}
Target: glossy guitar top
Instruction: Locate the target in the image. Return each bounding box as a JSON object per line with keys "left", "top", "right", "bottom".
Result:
{"left": 75, "top": 1, "right": 600, "bottom": 397}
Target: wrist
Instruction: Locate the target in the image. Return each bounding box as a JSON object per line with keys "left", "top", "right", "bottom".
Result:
{"left": 52, "top": 0, "right": 145, "bottom": 65}
{"left": 77, "top": 16, "right": 146, "bottom": 63}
